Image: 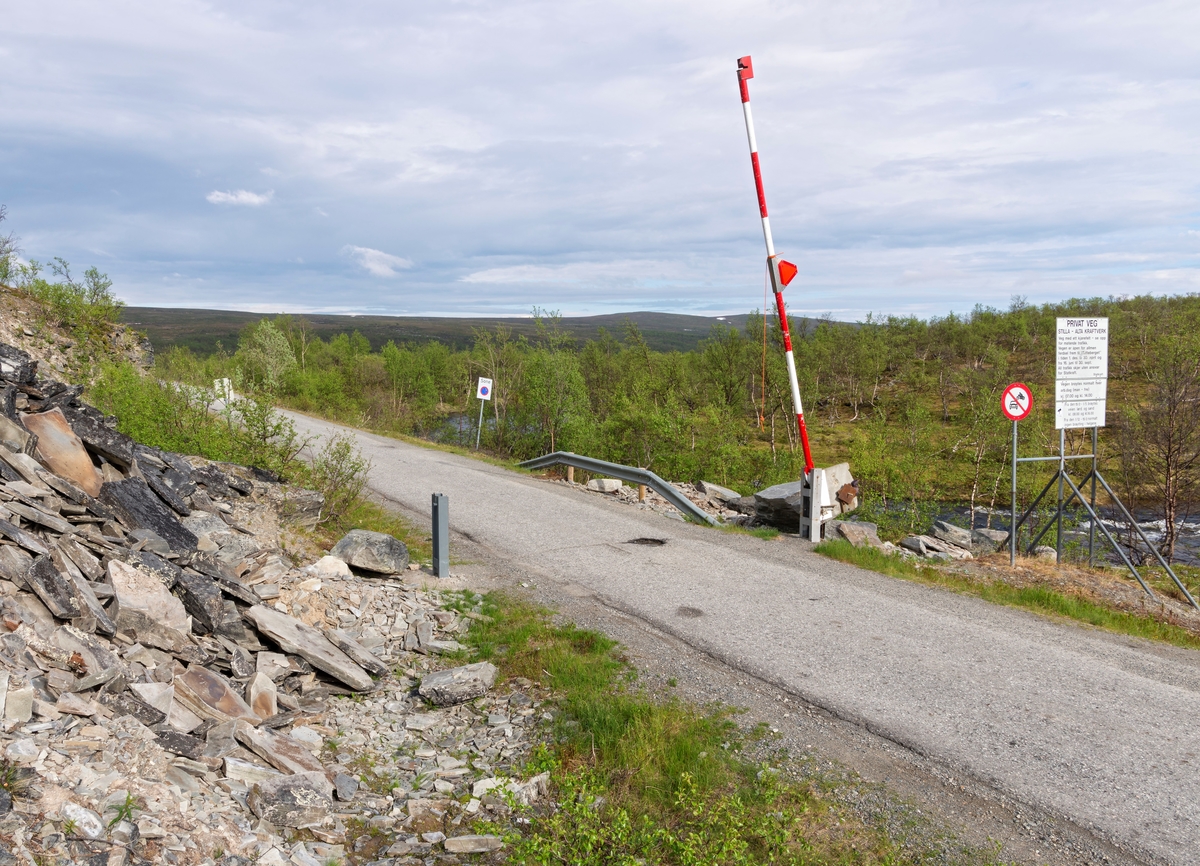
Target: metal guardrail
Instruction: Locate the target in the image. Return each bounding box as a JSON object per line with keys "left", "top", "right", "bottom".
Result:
{"left": 518, "top": 451, "right": 718, "bottom": 525}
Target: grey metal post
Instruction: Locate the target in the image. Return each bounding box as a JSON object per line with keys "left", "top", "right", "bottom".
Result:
{"left": 432, "top": 493, "right": 449, "bottom": 578}
{"left": 1089, "top": 426, "right": 1097, "bottom": 567}
{"left": 475, "top": 400, "right": 485, "bottom": 450}
{"left": 1056, "top": 428, "right": 1065, "bottom": 564}
{"left": 1011, "top": 420, "right": 1017, "bottom": 566}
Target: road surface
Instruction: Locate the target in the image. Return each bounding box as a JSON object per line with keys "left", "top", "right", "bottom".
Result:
{"left": 288, "top": 412, "right": 1200, "bottom": 865}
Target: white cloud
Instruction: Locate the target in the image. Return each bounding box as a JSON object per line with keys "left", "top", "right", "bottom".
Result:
{"left": 343, "top": 245, "right": 413, "bottom": 277}
{"left": 206, "top": 189, "right": 274, "bottom": 206}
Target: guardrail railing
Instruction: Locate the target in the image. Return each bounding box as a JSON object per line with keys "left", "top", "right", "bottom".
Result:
{"left": 518, "top": 451, "right": 718, "bottom": 526}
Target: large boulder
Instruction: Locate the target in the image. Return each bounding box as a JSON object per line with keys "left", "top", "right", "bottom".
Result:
{"left": 330, "top": 529, "right": 409, "bottom": 575}
{"left": 752, "top": 480, "right": 806, "bottom": 528}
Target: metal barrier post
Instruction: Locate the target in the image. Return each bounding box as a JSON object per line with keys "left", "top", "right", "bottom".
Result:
{"left": 432, "top": 493, "right": 449, "bottom": 578}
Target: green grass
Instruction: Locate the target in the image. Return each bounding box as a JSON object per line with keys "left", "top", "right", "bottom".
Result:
{"left": 814, "top": 538, "right": 1200, "bottom": 651}
{"left": 448, "top": 590, "right": 1005, "bottom": 866}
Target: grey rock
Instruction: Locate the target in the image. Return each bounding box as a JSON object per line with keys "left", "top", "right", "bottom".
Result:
{"left": 0, "top": 344, "right": 37, "bottom": 384}
{"left": 173, "top": 569, "right": 225, "bottom": 633}
{"left": 330, "top": 529, "right": 410, "bottom": 575}
{"left": 98, "top": 691, "right": 166, "bottom": 727}
{"left": 324, "top": 628, "right": 389, "bottom": 676}
{"left": 586, "top": 478, "right": 621, "bottom": 493}
{"left": 203, "top": 719, "right": 241, "bottom": 759}
{"left": 234, "top": 720, "right": 326, "bottom": 775}
{"left": 145, "top": 471, "right": 191, "bottom": 516}
{"left": 245, "top": 605, "right": 374, "bottom": 691}
{"left": 333, "top": 773, "right": 359, "bottom": 801}
{"left": 25, "top": 555, "right": 81, "bottom": 620}
{"left": 107, "top": 559, "right": 191, "bottom": 650}
{"left": 0, "top": 545, "right": 32, "bottom": 587}
{"left": 696, "top": 480, "right": 740, "bottom": 503}
{"left": 972, "top": 527, "right": 1010, "bottom": 553}
{"left": 931, "top": 520, "right": 974, "bottom": 551}
{"left": 60, "top": 802, "right": 105, "bottom": 840}
{"left": 182, "top": 512, "right": 227, "bottom": 537}
{"left": 247, "top": 771, "right": 333, "bottom": 829}
{"left": 444, "top": 835, "right": 504, "bottom": 854}
{"left": 752, "top": 480, "right": 806, "bottom": 528}
{"left": 154, "top": 730, "right": 204, "bottom": 760}
{"left": 899, "top": 536, "right": 928, "bottom": 556}
{"left": 128, "top": 528, "right": 172, "bottom": 557}
{"left": 419, "top": 662, "right": 498, "bottom": 707}
{"left": 99, "top": 477, "right": 198, "bottom": 553}
{"left": 831, "top": 520, "right": 883, "bottom": 550}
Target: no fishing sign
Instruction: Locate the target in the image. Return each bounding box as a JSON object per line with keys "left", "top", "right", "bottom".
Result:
{"left": 1001, "top": 382, "right": 1033, "bottom": 422}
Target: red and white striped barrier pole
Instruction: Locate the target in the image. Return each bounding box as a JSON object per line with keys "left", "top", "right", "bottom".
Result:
{"left": 737, "top": 55, "right": 814, "bottom": 475}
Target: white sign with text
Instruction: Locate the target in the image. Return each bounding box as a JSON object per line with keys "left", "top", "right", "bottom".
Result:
{"left": 1055, "top": 318, "right": 1108, "bottom": 429}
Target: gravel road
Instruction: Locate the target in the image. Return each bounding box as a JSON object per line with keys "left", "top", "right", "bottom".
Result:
{"left": 288, "top": 412, "right": 1200, "bottom": 865}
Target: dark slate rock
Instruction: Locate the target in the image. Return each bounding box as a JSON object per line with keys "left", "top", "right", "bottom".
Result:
{"left": 160, "top": 467, "right": 196, "bottom": 498}
{"left": 193, "top": 465, "right": 232, "bottom": 498}
{"left": 0, "top": 459, "right": 19, "bottom": 484}
{"left": 173, "top": 570, "right": 225, "bottom": 633}
{"left": 25, "top": 556, "right": 81, "bottom": 619}
{"left": 0, "top": 345, "right": 37, "bottom": 385}
{"left": 247, "top": 772, "right": 333, "bottom": 828}
{"left": 0, "top": 519, "right": 46, "bottom": 555}
{"left": 146, "top": 471, "right": 192, "bottom": 517}
{"left": 99, "top": 691, "right": 168, "bottom": 727}
{"left": 60, "top": 405, "right": 136, "bottom": 468}
{"left": 183, "top": 551, "right": 261, "bottom": 604}
{"left": 0, "top": 385, "right": 16, "bottom": 421}
{"left": 100, "top": 478, "right": 198, "bottom": 553}
{"left": 330, "top": 529, "right": 410, "bottom": 575}
{"left": 124, "top": 549, "right": 182, "bottom": 589}
{"left": 154, "top": 730, "right": 204, "bottom": 760}
{"left": 160, "top": 451, "right": 194, "bottom": 477}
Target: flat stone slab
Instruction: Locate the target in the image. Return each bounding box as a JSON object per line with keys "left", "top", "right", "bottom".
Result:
{"left": 100, "top": 477, "right": 198, "bottom": 553}
{"left": 175, "top": 665, "right": 261, "bottom": 725}
{"left": 22, "top": 408, "right": 103, "bottom": 497}
{"left": 419, "top": 662, "right": 498, "bottom": 707}
{"left": 752, "top": 480, "right": 806, "bottom": 528}
{"left": 107, "top": 559, "right": 191, "bottom": 650}
{"left": 245, "top": 605, "right": 373, "bottom": 691}
{"left": 444, "top": 835, "right": 504, "bottom": 854}
{"left": 247, "top": 771, "right": 333, "bottom": 829}
{"left": 235, "top": 720, "right": 326, "bottom": 776}
{"left": 324, "top": 628, "right": 389, "bottom": 676}
{"left": 330, "top": 529, "right": 409, "bottom": 575}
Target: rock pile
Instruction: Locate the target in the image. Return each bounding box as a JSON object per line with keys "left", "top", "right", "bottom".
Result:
{"left": 0, "top": 343, "right": 546, "bottom": 865}
{"left": 828, "top": 518, "right": 1009, "bottom": 562}
{"left": 898, "top": 520, "right": 1009, "bottom": 561}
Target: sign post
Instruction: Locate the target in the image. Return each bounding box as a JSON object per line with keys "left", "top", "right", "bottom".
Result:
{"left": 474, "top": 378, "right": 492, "bottom": 450}
{"left": 1002, "top": 383, "right": 1034, "bottom": 565}
{"left": 1055, "top": 318, "right": 1108, "bottom": 562}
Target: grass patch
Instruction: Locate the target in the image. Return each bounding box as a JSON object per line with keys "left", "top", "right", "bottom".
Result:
{"left": 815, "top": 538, "right": 1200, "bottom": 651}
{"left": 451, "top": 590, "right": 1003, "bottom": 866}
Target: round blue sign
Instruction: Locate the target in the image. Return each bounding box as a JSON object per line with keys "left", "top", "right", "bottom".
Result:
{"left": 480, "top": 386, "right": 489, "bottom": 396}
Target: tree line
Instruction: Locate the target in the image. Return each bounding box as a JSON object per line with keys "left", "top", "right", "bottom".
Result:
{"left": 143, "top": 293, "right": 1200, "bottom": 558}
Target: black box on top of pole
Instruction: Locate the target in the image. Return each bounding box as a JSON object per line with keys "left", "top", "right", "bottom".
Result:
{"left": 432, "top": 493, "right": 449, "bottom": 578}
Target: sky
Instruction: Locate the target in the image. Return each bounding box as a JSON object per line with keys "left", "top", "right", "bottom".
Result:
{"left": 2, "top": 1, "right": 1199, "bottom": 321}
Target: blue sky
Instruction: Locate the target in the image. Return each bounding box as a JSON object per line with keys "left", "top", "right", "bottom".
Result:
{"left": 2, "top": 1, "right": 1199, "bottom": 320}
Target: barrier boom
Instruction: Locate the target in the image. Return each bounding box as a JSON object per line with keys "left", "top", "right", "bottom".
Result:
{"left": 737, "top": 55, "right": 814, "bottom": 474}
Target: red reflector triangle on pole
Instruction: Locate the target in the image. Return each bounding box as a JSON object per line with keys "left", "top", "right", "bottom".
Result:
{"left": 778, "top": 260, "right": 798, "bottom": 286}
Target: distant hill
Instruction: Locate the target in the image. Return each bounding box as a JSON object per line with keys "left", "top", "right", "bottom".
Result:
{"left": 120, "top": 307, "right": 757, "bottom": 355}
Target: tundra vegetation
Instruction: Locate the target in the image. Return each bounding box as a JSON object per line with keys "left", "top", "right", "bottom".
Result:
{"left": 141, "top": 294, "right": 1200, "bottom": 561}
